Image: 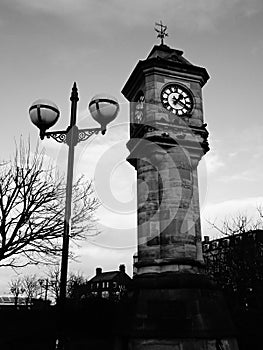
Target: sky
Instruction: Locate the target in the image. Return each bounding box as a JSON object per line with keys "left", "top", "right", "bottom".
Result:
{"left": 0, "top": 0, "right": 263, "bottom": 292}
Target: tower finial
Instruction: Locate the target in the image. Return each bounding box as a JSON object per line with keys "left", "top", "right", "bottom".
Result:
{"left": 154, "top": 21, "right": 168, "bottom": 45}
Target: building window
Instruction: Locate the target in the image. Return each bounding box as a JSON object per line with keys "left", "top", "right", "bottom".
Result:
{"left": 102, "top": 291, "right": 109, "bottom": 299}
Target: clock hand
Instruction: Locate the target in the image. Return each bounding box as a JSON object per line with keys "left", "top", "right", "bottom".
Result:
{"left": 172, "top": 94, "right": 184, "bottom": 107}
{"left": 177, "top": 100, "right": 187, "bottom": 108}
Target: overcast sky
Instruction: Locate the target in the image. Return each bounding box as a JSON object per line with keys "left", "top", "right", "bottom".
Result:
{"left": 0, "top": 0, "right": 263, "bottom": 292}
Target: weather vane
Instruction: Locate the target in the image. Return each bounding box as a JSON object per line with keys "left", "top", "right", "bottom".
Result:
{"left": 155, "top": 21, "right": 168, "bottom": 45}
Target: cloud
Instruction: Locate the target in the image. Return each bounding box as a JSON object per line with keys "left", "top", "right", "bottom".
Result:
{"left": 8, "top": 0, "right": 88, "bottom": 15}
{"left": 228, "top": 151, "right": 238, "bottom": 158}
{"left": 70, "top": 241, "right": 135, "bottom": 277}
{"left": 252, "top": 40, "right": 263, "bottom": 56}
{"left": 6, "top": 0, "right": 262, "bottom": 34}
{"left": 201, "top": 150, "right": 224, "bottom": 174}
{"left": 48, "top": 47, "right": 98, "bottom": 69}
{"left": 219, "top": 171, "right": 254, "bottom": 183}
{"left": 201, "top": 196, "right": 263, "bottom": 237}
{"left": 97, "top": 206, "right": 136, "bottom": 230}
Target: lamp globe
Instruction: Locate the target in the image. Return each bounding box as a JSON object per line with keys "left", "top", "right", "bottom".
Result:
{"left": 29, "top": 99, "right": 60, "bottom": 132}
{"left": 89, "top": 94, "right": 119, "bottom": 134}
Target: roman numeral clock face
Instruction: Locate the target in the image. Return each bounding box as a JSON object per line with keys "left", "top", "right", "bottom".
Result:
{"left": 161, "top": 84, "right": 194, "bottom": 116}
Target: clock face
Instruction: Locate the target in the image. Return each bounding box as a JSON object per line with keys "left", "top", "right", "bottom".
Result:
{"left": 161, "top": 84, "right": 194, "bottom": 116}
{"left": 134, "top": 92, "right": 145, "bottom": 123}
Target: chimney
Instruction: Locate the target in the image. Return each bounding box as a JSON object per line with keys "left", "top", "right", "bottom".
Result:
{"left": 119, "top": 264, "right": 125, "bottom": 273}
{"left": 204, "top": 236, "right": 210, "bottom": 243}
{"left": 96, "top": 267, "right": 102, "bottom": 276}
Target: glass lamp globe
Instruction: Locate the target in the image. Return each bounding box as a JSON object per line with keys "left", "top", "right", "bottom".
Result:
{"left": 29, "top": 99, "right": 60, "bottom": 131}
{"left": 89, "top": 94, "right": 119, "bottom": 134}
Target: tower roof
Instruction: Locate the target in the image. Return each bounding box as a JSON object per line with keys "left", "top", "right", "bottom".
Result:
{"left": 146, "top": 44, "right": 192, "bottom": 66}
{"left": 122, "top": 44, "right": 209, "bottom": 100}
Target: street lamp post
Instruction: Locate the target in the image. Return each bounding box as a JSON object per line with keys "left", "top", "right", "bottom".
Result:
{"left": 29, "top": 82, "right": 119, "bottom": 348}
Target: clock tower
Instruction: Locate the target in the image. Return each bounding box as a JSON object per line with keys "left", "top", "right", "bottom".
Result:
{"left": 122, "top": 41, "right": 209, "bottom": 275}
{"left": 122, "top": 26, "right": 239, "bottom": 350}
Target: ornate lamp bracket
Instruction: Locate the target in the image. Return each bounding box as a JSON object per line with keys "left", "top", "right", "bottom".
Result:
{"left": 40, "top": 126, "right": 101, "bottom": 146}
{"left": 43, "top": 130, "right": 68, "bottom": 144}
{"left": 77, "top": 127, "right": 101, "bottom": 143}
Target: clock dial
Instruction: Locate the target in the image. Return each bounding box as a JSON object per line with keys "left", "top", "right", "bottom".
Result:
{"left": 161, "top": 84, "right": 193, "bottom": 116}
{"left": 134, "top": 92, "right": 145, "bottom": 123}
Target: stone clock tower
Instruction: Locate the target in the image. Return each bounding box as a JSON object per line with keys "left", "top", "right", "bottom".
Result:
{"left": 122, "top": 28, "right": 239, "bottom": 350}
{"left": 122, "top": 43, "right": 209, "bottom": 277}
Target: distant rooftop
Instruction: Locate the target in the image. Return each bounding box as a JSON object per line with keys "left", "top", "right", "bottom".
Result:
{"left": 88, "top": 264, "right": 131, "bottom": 283}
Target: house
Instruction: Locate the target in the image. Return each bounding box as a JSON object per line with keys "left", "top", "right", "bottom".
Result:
{"left": 76, "top": 264, "right": 132, "bottom": 301}
{"left": 0, "top": 295, "right": 28, "bottom": 309}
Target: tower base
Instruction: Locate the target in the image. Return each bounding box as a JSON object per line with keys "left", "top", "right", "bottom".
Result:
{"left": 128, "top": 273, "right": 239, "bottom": 350}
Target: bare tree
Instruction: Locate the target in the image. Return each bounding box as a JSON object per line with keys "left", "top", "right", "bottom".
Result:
{"left": 9, "top": 277, "right": 25, "bottom": 306}
{"left": 0, "top": 139, "right": 100, "bottom": 268}
{"left": 46, "top": 266, "right": 87, "bottom": 302}
{"left": 207, "top": 211, "right": 263, "bottom": 237}
{"left": 23, "top": 274, "right": 40, "bottom": 305}
{"left": 46, "top": 265, "right": 61, "bottom": 302}
{"left": 67, "top": 272, "right": 87, "bottom": 299}
{"left": 9, "top": 274, "right": 43, "bottom": 305}
{"left": 204, "top": 211, "right": 263, "bottom": 314}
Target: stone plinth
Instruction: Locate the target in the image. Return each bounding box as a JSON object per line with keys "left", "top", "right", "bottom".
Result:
{"left": 128, "top": 273, "right": 239, "bottom": 350}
